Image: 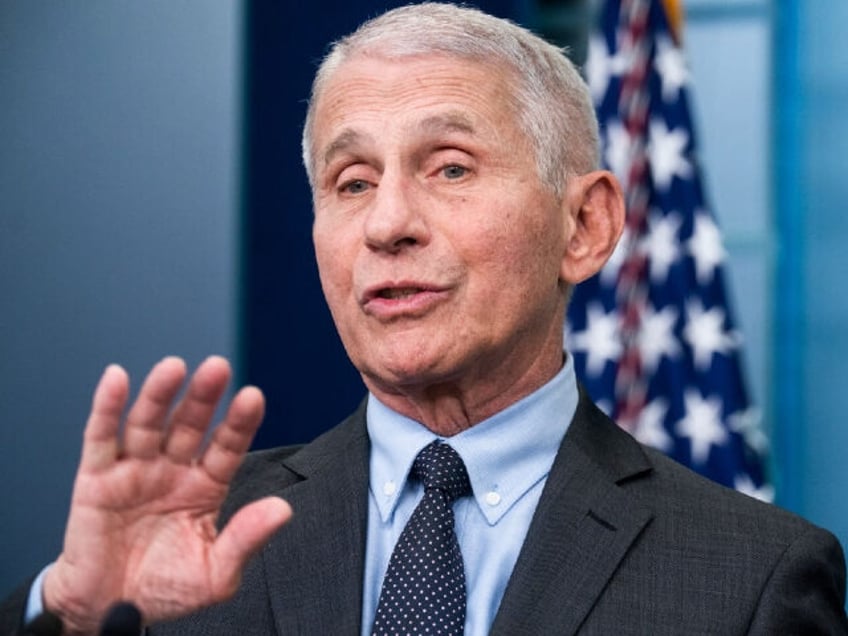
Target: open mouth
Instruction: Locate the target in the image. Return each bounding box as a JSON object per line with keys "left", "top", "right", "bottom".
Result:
{"left": 377, "top": 287, "right": 422, "bottom": 300}
{"left": 361, "top": 283, "right": 448, "bottom": 318}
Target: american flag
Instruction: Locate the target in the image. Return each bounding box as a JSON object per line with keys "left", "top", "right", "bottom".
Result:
{"left": 565, "top": 0, "right": 772, "bottom": 500}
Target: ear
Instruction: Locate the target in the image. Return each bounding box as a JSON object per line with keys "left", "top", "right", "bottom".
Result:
{"left": 559, "top": 170, "right": 625, "bottom": 285}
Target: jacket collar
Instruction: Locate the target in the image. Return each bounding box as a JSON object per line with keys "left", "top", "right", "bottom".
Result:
{"left": 261, "top": 402, "right": 371, "bottom": 635}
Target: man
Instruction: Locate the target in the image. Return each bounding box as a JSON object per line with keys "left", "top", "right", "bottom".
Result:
{"left": 2, "top": 3, "right": 847, "bottom": 634}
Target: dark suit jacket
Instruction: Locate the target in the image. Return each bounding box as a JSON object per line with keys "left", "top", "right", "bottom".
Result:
{"left": 4, "top": 390, "right": 848, "bottom": 634}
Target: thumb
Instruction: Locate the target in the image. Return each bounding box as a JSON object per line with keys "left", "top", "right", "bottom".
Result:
{"left": 209, "top": 497, "right": 293, "bottom": 598}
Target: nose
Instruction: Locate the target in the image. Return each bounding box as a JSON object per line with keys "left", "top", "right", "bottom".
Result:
{"left": 363, "top": 175, "right": 430, "bottom": 254}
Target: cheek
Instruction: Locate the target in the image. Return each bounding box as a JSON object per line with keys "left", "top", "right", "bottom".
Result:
{"left": 313, "top": 225, "right": 354, "bottom": 307}
{"left": 473, "top": 209, "right": 561, "bottom": 280}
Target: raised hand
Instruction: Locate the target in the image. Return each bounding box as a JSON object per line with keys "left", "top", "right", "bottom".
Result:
{"left": 41, "top": 356, "right": 292, "bottom": 635}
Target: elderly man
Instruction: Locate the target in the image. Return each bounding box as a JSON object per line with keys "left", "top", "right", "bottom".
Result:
{"left": 3, "top": 3, "right": 847, "bottom": 635}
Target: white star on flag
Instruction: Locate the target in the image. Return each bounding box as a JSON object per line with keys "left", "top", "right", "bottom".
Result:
{"left": 603, "top": 119, "right": 633, "bottom": 184}
{"left": 569, "top": 302, "right": 621, "bottom": 376}
{"left": 645, "top": 209, "right": 682, "bottom": 282}
{"left": 586, "top": 33, "right": 621, "bottom": 104}
{"left": 688, "top": 211, "right": 727, "bottom": 284}
{"left": 728, "top": 408, "right": 770, "bottom": 455}
{"left": 638, "top": 303, "right": 680, "bottom": 373}
{"left": 634, "top": 397, "right": 673, "bottom": 451}
{"left": 654, "top": 34, "right": 689, "bottom": 101}
{"left": 647, "top": 118, "right": 691, "bottom": 190}
{"left": 676, "top": 389, "right": 728, "bottom": 465}
{"left": 683, "top": 299, "right": 736, "bottom": 370}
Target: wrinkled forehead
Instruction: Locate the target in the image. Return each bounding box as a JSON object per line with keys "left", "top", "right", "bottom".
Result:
{"left": 306, "top": 52, "right": 521, "bottom": 162}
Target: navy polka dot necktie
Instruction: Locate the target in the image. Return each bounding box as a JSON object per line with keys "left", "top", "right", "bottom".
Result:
{"left": 372, "top": 440, "right": 472, "bottom": 635}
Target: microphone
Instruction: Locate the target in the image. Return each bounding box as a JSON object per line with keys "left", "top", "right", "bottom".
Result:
{"left": 99, "top": 601, "right": 143, "bottom": 636}
{"left": 19, "top": 611, "right": 62, "bottom": 636}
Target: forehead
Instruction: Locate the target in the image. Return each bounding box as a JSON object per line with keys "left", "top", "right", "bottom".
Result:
{"left": 310, "top": 54, "right": 521, "bottom": 155}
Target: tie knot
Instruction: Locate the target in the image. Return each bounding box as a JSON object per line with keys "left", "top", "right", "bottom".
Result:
{"left": 412, "top": 441, "right": 471, "bottom": 503}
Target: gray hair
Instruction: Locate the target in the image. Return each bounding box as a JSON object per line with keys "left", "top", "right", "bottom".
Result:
{"left": 301, "top": 2, "right": 599, "bottom": 197}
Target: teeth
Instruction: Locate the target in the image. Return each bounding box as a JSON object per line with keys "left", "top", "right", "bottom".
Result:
{"left": 379, "top": 288, "right": 420, "bottom": 299}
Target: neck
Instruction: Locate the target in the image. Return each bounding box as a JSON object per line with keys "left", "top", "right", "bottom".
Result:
{"left": 364, "top": 347, "right": 564, "bottom": 436}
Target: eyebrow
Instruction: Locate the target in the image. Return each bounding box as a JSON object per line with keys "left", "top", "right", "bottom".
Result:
{"left": 322, "top": 129, "right": 373, "bottom": 168}
{"left": 417, "top": 112, "right": 476, "bottom": 137}
{"left": 320, "top": 111, "right": 478, "bottom": 169}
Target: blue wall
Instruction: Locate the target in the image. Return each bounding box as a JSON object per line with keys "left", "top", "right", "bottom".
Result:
{"left": 788, "top": 0, "right": 848, "bottom": 554}
{"left": 0, "top": 2, "right": 241, "bottom": 596}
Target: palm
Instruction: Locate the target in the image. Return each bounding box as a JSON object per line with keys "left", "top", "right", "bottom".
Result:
{"left": 44, "top": 357, "right": 291, "bottom": 634}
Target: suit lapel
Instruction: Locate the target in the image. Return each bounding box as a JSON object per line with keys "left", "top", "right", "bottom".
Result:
{"left": 491, "top": 390, "right": 655, "bottom": 636}
{"left": 251, "top": 390, "right": 655, "bottom": 634}
{"left": 261, "top": 406, "right": 371, "bottom": 635}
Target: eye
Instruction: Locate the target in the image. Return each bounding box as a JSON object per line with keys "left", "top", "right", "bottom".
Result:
{"left": 340, "top": 179, "right": 370, "bottom": 195}
{"left": 442, "top": 164, "right": 468, "bottom": 180}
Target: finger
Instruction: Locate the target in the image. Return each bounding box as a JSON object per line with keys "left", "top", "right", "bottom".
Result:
{"left": 121, "top": 357, "right": 187, "bottom": 459}
{"left": 209, "top": 497, "right": 292, "bottom": 599}
{"left": 199, "top": 386, "right": 265, "bottom": 485}
{"left": 163, "top": 356, "right": 232, "bottom": 463}
{"left": 79, "top": 364, "right": 130, "bottom": 472}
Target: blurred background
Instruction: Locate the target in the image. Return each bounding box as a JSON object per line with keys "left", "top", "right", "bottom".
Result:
{"left": 2, "top": 0, "right": 847, "bottom": 600}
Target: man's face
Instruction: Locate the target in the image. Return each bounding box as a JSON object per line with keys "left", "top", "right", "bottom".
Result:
{"left": 310, "top": 55, "right": 570, "bottom": 404}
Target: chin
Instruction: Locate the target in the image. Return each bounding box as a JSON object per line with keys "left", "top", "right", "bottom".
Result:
{"left": 349, "top": 327, "right": 469, "bottom": 385}
{"left": 359, "top": 350, "right": 457, "bottom": 393}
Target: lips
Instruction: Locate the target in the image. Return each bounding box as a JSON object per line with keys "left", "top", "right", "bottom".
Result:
{"left": 363, "top": 281, "right": 440, "bottom": 302}
{"left": 361, "top": 281, "right": 449, "bottom": 318}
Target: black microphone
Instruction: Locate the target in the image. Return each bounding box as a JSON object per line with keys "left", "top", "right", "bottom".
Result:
{"left": 18, "top": 611, "right": 62, "bottom": 636}
{"left": 98, "top": 601, "right": 143, "bottom": 636}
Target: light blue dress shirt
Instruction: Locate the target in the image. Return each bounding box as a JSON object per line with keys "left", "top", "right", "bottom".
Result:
{"left": 361, "top": 355, "right": 579, "bottom": 636}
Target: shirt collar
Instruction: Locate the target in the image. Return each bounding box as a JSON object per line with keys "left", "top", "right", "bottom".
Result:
{"left": 366, "top": 354, "right": 578, "bottom": 525}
